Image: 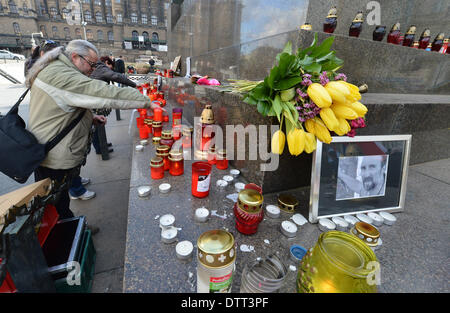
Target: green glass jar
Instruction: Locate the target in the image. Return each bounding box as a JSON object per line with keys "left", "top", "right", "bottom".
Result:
{"left": 297, "top": 231, "right": 378, "bottom": 293}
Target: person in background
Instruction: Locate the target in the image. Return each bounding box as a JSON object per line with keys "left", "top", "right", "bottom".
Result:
{"left": 24, "top": 40, "right": 59, "bottom": 76}
{"left": 69, "top": 55, "right": 138, "bottom": 201}
{"left": 25, "top": 40, "right": 162, "bottom": 231}
{"left": 114, "top": 55, "right": 125, "bottom": 76}
{"left": 149, "top": 58, "right": 155, "bottom": 73}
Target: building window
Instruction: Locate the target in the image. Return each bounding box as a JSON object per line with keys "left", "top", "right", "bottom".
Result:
{"left": 82, "top": 0, "right": 90, "bottom": 3}
{"left": 106, "top": 13, "right": 113, "bottom": 23}
{"left": 107, "top": 31, "right": 113, "bottom": 41}
{"left": 97, "top": 30, "right": 103, "bottom": 41}
{"left": 40, "top": 25, "right": 47, "bottom": 37}
{"left": 105, "top": 0, "right": 111, "bottom": 6}
{"left": 116, "top": 13, "right": 122, "bottom": 23}
{"left": 115, "top": 0, "right": 120, "bottom": 3}
{"left": 141, "top": 14, "right": 147, "bottom": 24}
{"left": 23, "top": 3, "right": 28, "bottom": 15}
{"left": 132, "top": 30, "right": 139, "bottom": 40}
{"left": 152, "top": 32, "right": 159, "bottom": 42}
{"left": 50, "top": 7, "right": 58, "bottom": 18}
{"left": 142, "top": 31, "right": 149, "bottom": 41}
{"left": 51, "top": 26, "right": 58, "bottom": 38}
{"left": 86, "top": 29, "right": 93, "bottom": 40}
{"left": 95, "top": 11, "right": 103, "bottom": 23}
{"left": 13, "top": 22, "right": 20, "bottom": 34}
{"left": 61, "top": 8, "right": 70, "bottom": 19}
{"left": 64, "top": 27, "right": 70, "bottom": 39}
{"left": 94, "top": 0, "right": 101, "bottom": 5}
{"left": 84, "top": 10, "right": 92, "bottom": 22}
{"left": 151, "top": 15, "right": 157, "bottom": 26}
{"left": 9, "top": 1, "right": 18, "bottom": 14}
{"left": 131, "top": 12, "right": 137, "bottom": 23}
{"left": 75, "top": 28, "right": 82, "bottom": 39}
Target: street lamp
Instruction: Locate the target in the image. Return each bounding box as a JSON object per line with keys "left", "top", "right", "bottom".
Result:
{"left": 31, "top": 32, "right": 43, "bottom": 48}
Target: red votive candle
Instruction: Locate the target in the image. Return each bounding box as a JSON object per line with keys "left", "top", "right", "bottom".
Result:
{"left": 150, "top": 157, "right": 164, "bottom": 180}
{"left": 138, "top": 125, "right": 149, "bottom": 139}
{"left": 173, "top": 125, "right": 182, "bottom": 141}
{"left": 163, "top": 112, "right": 169, "bottom": 123}
{"left": 156, "top": 145, "right": 170, "bottom": 171}
{"left": 152, "top": 121, "right": 162, "bottom": 138}
{"left": 172, "top": 108, "right": 183, "bottom": 127}
{"left": 136, "top": 117, "right": 145, "bottom": 128}
{"left": 191, "top": 162, "right": 212, "bottom": 198}
{"left": 215, "top": 149, "right": 228, "bottom": 170}
{"left": 182, "top": 126, "right": 193, "bottom": 148}
{"left": 160, "top": 130, "right": 174, "bottom": 149}
{"left": 153, "top": 107, "right": 163, "bottom": 122}
{"left": 169, "top": 150, "right": 184, "bottom": 176}
{"left": 208, "top": 146, "right": 216, "bottom": 165}
{"left": 233, "top": 189, "right": 264, "bottom": 235}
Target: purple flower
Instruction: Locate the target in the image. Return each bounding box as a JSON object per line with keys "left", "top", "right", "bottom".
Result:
{"left": 303, "top": 74, "right": 312, "bottom": 79}
{"left": 299, "top": 116, "right": 306, "bottom": 122}
{"left": 334, "top": 73, "right": 347, "bottom": 81}
{"left": 299, "top": 90, "right": 308, "bottom": 98}
{"left": 319, "top": 71, "right": 330, "bottom": 86}
{"left": 301, "top": 78, "right": 312, "bottom": 87}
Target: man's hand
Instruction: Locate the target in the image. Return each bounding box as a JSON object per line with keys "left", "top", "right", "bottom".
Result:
{"left": 93, "top": 114, "right": 107, "bottom": 125}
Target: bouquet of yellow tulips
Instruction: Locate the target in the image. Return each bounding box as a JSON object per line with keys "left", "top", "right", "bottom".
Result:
{"left": 241, "top": 33, "right": 368, "bottom": 156}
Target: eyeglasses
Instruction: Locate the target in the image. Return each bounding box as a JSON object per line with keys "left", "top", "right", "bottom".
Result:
{"left": 79, "top": 54, "right": 97, "bottom": 69}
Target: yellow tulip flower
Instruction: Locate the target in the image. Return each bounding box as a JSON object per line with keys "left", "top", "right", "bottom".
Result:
{"left": 304, "top": 132, "right": 317, "bottom": 153}
{"left": 271, "top": 130, "right": 285, "bottom": 154}
{"left": 319, "top": 107, "right": 339, "bottom": 131}
{"left": 307, "top": 83, "right": 332, "bottom": 108}
{"left": 287, "top": 128, "right": 306, "bottom": 156}
{"left": 324, "top": 81, "right": 350, "bottom": 104}
{"left": 330, "top": 103, "right": 358, "bottom": 120}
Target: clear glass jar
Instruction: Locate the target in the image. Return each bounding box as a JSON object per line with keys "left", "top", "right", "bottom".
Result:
{"left": 297, "top": 231, "right": 378, "bottom": 293}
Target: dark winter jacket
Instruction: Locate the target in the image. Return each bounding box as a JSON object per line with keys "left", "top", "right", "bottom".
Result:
{"left": 90, "top": 62, "right": 136, "bottom": 88}
{"left": 114, "top": 58, "right": 125, "bottom": 74}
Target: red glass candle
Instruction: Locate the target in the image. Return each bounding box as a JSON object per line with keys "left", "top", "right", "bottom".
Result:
{"left": 419, "top": 29, "right": 431, "bottom": 49}
{"left": 139, "top": 109, "right": 147, "bottom": 118}
{"left": 431, "top": 33, "right": 445, "bottom": 52}
{"left": 136, "top": 117, "right": 145, "bottom": 128}
{"left": 163, "top": 112, "right": 170, "bottom": 123}
{"left": 403, "top": 25, "right": 416, "bottom": 47}
{"left": 172, "top": 125, "right": 182, "bottom": 141}
{"left": 233, "top": 189, "right": 264, "bottom": 235}
{"left": 349, "top": 12, "right": 363, "bottom": 37}
{"left": 191, "top": 162, "right": 212, "bottom": 198}
{"left": 152, "top": 121, "right": 162, "bottom": 138}
{"left": 323, "top": 7, "right": 337, "bottom": 33}
{"left": 153, "top": 107, "right": 163, "bottom": 122}
{"left": 216, "top": 149, "right": 228, "bottom": 170}
{"left": 172, "top": 108, "right": 183, "bottom": 127}
{"left": 138, "top": 125, "right": 149, "bottom": 139}
{"left": 182, "top": 126, "right": 193, "bottom": 148}
{"left": 160, "top": 130, "right": 174, "bottom": 149}
{"left": 372, "top": 25, "right": 386, "bottom": 41}
{"left": 245, "top": 183, "right": 262, "bottom": 194}
{"left": 156, "top": 145, "right": 170, "bottom": 171}
{"left": 150, "top": 157, "right": 164, "bottom": 180}
{"left": 387, "top": 23, "right": 402, "bottom": 44}
{"left": 169, "top": 151, "right": 184, "bottom": 176}
{"left": 208, "top": 146, "right": 216, "bottom": 165}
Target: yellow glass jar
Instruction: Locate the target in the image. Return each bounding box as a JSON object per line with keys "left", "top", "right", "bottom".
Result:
{"left": 297, "top": 231, "right": 378, "bottom": 293}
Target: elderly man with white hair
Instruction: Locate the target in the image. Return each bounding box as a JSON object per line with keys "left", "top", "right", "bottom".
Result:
{"left": 25, "top": 39, "right": 160, "bottom": 227}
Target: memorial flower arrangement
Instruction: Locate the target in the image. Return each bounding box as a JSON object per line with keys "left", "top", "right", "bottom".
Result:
{"left": 229, "top": 34, "right": 367, "bottom": 156}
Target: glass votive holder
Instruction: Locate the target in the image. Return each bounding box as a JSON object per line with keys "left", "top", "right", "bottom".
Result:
{"left": 150, "top": 157, "right": 164, "bottom": 180}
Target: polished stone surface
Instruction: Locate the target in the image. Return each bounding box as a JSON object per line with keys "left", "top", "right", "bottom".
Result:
{"left": 123, "top": 95, "right": 450, "bottom": 292}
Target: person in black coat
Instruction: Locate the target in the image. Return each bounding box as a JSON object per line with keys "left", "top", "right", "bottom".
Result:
{"left": 113, "top": 55, "right": 125, "bottom": 74}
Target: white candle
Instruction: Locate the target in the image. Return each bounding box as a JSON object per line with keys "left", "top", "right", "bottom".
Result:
{"left": 195, "top": 207, "right": 210, "bottom": 223}
{"left": 161, "top": 227, "right": 177, "bottom": 244}
{"left": 344, "top": 215, "right": 359, "bottom": 226}
{"left": 291, "top": 213, "right": 308, "bottom": 226}
{"left": 234, "top": 182, "right": 245, "bottom": 193}
{"left": 318, "top": 218, "right": 336, "bottom": 232}
{"left": 176, "top": 240, "right": 193, "bottom": 259}
{"left": 223, "top": 175, "right": 234, "bottom": 183}
{"left": 159, "top": 214, "right": 175, "bottom": 228}
{"left": 229, "top": 169, "right": 240, "bottom": 177}
{"left": 135, "top": 145, "right": 144, "bottom": 152}
{"left": 140, "top": 139, "right": 149, "bottom": 145}
{"left": 216, "top": 180, "right": 228, "bottom": 188}
{"left": 281, "top": 220, "right": 298, "bottom": 237}
{"left": 137, "top": 186, "right": 151, "bottom": 197}
{"left": 331, "top": 216, "right": 349, "bottom": 231}
{"left": 159, "top": 183, "right": 171, "bottom": 193}
{"left": 356, "top": 213, "right": 373, "bottom": 225}
{"left": 379, "top": 212, "right": 397, "bottom": 226}
{"left": 266, "top": 205, "right": 280, "bottom": 219}
{"left": 368, "top": 212, "right": 384, "bottom": 226}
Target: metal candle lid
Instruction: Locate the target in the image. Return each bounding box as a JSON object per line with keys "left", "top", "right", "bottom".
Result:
{"left": 367, "top": 212, "right": 384, "bottom": 227}
{"left": 152, "top": 121, "right": 162, "bottom": 127}
{"left": 300, "top": 23, "right": 312, "bottom": 30}
{"left": 356, "top": 213, "right": 373, "bottom": 225}
{"left": 194, "top": 149, "right": 209, "bottom": 160}
{"left": 169, "top": 149, "right": 183, "bottom": 161}
{"left": 217, "top": 149, "right": 227, "bottom": 158}
{"left": 161, "top": 130, "right": 173, "bottom": 139}
{"left": 140, "top": 139, "right": 149, "bottom": 145}
{"left": 327, "top": 6, "right": 337, "bottom": 18}
{"left": 150, "top": 156, "right": 164, "bottom": 167}
{"left": 161, "top": 227, "right": 177, "bottom": 244}
{"left": 182, "top": 126, "right": 194, "bottom": 136}
{"left": 159, "top": 214, "right": 175, "bottom": 228}
{"left": 159, "top": 183, "right": 171, "bottom": 193}
{"left": 152, "top": 137, "right": 161, "bottom": 145}
{"left": 144, "top": 118, "right": 152, "bottom": 124}
{"left": 406, "top": 25, "right": 416, "bottom": 34}
{"left": 379, "top": 211, "right": 396, "bottom": 226}
{"left": 137, "top": 186, "right": 151, "bottom": 197}
{"left": 352, "top": 11, "right": 364, "bottom": 22}
{"left": 344, "top": 215, "right": 359, "bottom": 226}
{"left": 351, "top": 222, "right": 380, "bottom": 247}
{"left": 390, "top": 22, "right": 401, "bottom": 31}
{"left": 156, "top": 145, "right": 170, "bottom": 154}
{"left": 197, "top": 229, "right": 235, "bottom": 268}
{"left": 281, "top": 220, "right": 298, "bottom": 237}
{"left": 265, "top": 205, "right": 280, "bottom": 219}
{"left": 277, "top": 194, "right": 298, "bottom": 214}
{"left": 435, "top": 32, "right": 445, "bottom": 40}
{"left": 291, "top": 213, "right": 308, "bottom": 226}
{"left": 318, "top": 218, "right": 336, "bottom": 232}
{"left": 135, "top": 145, "right": 144, "bottom": 152}
{"left": 237, "top": 189, "right": 263, "bottom": 213}
{"left": 176, "top": 240, "right": 193, "bottom": 260}
{"left": 332, "top": 216, "right": 349, "bottom": 231}
{"left": 200, "top": 104, "right": 215, "bottom": 124}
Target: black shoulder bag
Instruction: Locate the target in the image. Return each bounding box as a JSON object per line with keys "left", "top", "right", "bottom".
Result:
{"left": 0, "top": 89, "right": 86, "bottom": 183}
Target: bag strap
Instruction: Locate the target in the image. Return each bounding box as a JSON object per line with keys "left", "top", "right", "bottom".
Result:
{"left": 45, "top": 109, "right": 86, "bottom": 153}
{"left": 7, "top": 88, "right": 30, "bottom": 115}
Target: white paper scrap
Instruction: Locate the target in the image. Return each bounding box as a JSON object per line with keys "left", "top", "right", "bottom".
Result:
{"left": 211, "top": 210, "right": 227, "bottom": 219}
{"left": 154, "top": 215, "right": 160, "bottom": 220}
{"left": 264, "top": 239, "right": 270, "bottom": 245}
{"left": 226, "top": 193, "right": 239, "bottom": 203}
{"left": 240, "top": 244, "right": 255, "bottom": 252}
{"left": 289, "top": 265, "right": 297, "bottom": 271}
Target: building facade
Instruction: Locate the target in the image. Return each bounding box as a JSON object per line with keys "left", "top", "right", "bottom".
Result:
{"left": 0, "top": 0, "right": 169, "bottom": 62}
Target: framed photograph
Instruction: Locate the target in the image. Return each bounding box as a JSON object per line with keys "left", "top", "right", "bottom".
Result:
{"left": 309, "top": 135, "right": 412, "bottom": 223}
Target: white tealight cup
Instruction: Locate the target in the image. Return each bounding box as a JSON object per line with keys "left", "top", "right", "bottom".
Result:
{"left": 159, "top": 214, "right": 175, "bottom": 229}
{"left": 135, "top": 145, "right": 144, "bottom": 152}
{"left": 281, "top": 220, "right": 298, "bottom": 237}
{"left": 137, "top": 186, "right": 151, "bottom": 197}
{"left": 234, "top": 182, "right": 245, "bottom": 193}
{"left": 140, "top": 139, "right": 149, "bottom": 145}
{"left": 229, "top": 169, "right": 240, "bottom": 178}
{"left": 195, "top": 207, "right": 210, "bottom": 223}
{"left": 368, "top": 212, "right": 384, "bottom": 227}
{"left": 332, "top": 216, "right": 349, "bottom": 231}
{"left": 161, "top": 227, "right": 177, "bottom": 244}
{"left": 176, "top": 241, "right": 194, "bottom": 259}
{"left": 318, "top": 218, "right": 336, "bottom": 232}
{"left": 344, "top": 215, "right": 359, "bottom": 226}
{"left": 291, "top": 214, "right": 308, "bottom": 226}
{"left": 159, "top": 183, "right": 171, "bottom": 193}
{"left": 356, "top": 213, "right": 374, "bottom": 225}
{"left": 223, "top": 175, "right": 234, "bottom": 183}
{"left": 216, "top": 180, "right": 228, "bottom": 189}
{"left": 265, "top": 205, "right": 281, "bottom": 219}
{"left": 379, "top": 212, "right": 397, "bottom": 226}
